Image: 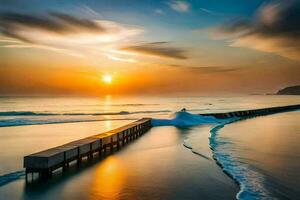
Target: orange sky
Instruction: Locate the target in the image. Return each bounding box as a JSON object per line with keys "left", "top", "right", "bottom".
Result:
{"left": 0, "top": 1, "right": 299, "bottom": 96}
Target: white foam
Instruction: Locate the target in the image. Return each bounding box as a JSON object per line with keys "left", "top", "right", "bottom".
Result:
{"left": 210, "top": 123, "right": 276, "bottom": 200}
{"left": 0, "top": 118, "right": 134, "bottom": 127}
{"left": 151, "top": 111, "right": 225, "bottom": 127}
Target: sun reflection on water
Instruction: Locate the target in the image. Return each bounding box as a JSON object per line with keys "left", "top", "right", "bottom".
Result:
{"left": 89, "top": 157, "right": 126, "bottom": 200}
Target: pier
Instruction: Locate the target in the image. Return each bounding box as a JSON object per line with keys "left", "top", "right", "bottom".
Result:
{"left": 24, "top": 118, "right": 152, "bottom": 181}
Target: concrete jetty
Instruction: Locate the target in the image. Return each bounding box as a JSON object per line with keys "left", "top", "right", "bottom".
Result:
{"left": 201, "top": 104, "right": 300, "bottom": 119}
{"left": 24, "top": 118, "right": 152, "bottom": 181}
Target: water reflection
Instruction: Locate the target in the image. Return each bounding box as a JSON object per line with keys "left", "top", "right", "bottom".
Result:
{"left": 89, "top": 157, "right": 126, "bottom": 200}
{"left": 13, "top": 125, "right": 238, "bottom": 200}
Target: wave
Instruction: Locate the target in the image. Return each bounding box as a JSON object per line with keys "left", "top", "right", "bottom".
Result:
{"left": 209, "top": 122, "right": 276, "bottom": 200}
{"left": 0, "top": 118, "right": 136, "bottom": 127}
{"left": 0, "top": 170, "right": 25, "bottom": 187}
{"left": 151, "top": 111, "right": 232, "bottom": 127}
{"left": 0, "top": 110, "right": 171, "bottom": 116}
{"left": 154, "top": 111, "right": 274, "bottom": 199}
{"left": 0, "top": 109, "right": 171, "bottom": 127}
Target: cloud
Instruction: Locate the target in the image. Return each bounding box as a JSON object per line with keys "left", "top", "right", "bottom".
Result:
{"left": 106, "top": 54, "right": 137, "bottom": 63}
{"left": 0, "top": 11, "right": 143, "bottom": 58}
{"left": 154, "top": 9, "right": 165, "bottom": 15}
{"left": 121, "top": 42, "right": 188, "bottom": 59}
{"left": 0, "top": 12, "right": 105, "bottom": 41}
{"left": 213, "top": 1, "right": 300, "bottom": 61}
{"left": 168, "top": 1, "right": 190, "bottom": 13}
{"left": 169, "top": 64, "right": 241, "bottom": 74}
{"left": 49, "top": 12, "right": 105, "bottom": 33}
{"left": 199, "top": 8, "right": 220, "bottom": 16}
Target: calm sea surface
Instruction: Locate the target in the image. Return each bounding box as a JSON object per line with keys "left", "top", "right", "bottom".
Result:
{"left": 0, "top": 95, "right": 299, "bottom": 200}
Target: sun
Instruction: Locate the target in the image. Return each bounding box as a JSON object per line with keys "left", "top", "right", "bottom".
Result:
{"left": 103, "top": 75, "right": 112, "bottom": 84}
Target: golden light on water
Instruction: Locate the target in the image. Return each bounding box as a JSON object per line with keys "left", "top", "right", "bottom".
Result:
{"left": 89, "top": 157, "right": 126, "bottom": 200}
{"left": 103, "top": 75, "right": 112, "bottom": 84}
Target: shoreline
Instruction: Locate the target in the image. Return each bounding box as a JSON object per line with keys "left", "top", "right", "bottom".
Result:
{"left": 208, "top": 110, "right": 300, "bottom": 199}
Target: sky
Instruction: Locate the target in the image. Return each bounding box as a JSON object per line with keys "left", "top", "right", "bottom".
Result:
{"left": 0, "top": 0, "right": 299, "bottom": 96}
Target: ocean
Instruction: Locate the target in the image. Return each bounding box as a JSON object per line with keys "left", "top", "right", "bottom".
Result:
{"left": 0, "top": 95, "right": 299, "bottom": 200}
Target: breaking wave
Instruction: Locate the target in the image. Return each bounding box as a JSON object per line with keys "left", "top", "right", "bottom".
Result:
{"left": 0, "top": 110, "right": 171, "bottom": 127}
{"left": 0, "top": 118, "right": 136, "bottom": 127}
{"left": 151, "top": 111, "right": 231, "bottom": 127}
{"left": 0, "top": 110, "right": 171, "bottom": 116}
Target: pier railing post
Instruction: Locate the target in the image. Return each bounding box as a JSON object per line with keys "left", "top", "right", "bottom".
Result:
{"left": 117, "top": 133, "right": 120, "bottom": 150}
{"left": 99, "top": 139, "right": 102, "bottom": 156}
{"left": 110, "top": 136, "right": 113, "bottom": 152}
{"left": 77, "top": 147, "right": 81, "bottom": 167}
{"left": 122, "top": 131, "right": 125, "bottom": 146}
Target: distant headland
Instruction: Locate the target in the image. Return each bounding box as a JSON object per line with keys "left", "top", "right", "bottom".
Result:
{"left": 276, "top": 85, "right": 300, "bottom": 95}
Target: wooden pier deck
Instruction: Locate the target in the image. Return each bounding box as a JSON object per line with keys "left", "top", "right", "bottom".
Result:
{"left": 24, "top": 118, "right": 152, "bottom": 181}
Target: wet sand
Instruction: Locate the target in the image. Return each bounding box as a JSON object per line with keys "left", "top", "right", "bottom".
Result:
{"left": 0, "top": 123, "right": 238, "bottom": 200}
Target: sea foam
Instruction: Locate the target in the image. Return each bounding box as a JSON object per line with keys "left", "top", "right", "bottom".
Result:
{"left": 0, "top": 110, "right": 171, "bottom": 127}
{"left": 0, "top": 118, "right": 135, "bottom": 127}
{"left": 151, "top": 111, "right": 225, "bottom": 127}
{"left": 210, "top": 123, "right": 276, "bottom": 200}
{"left": 0, "top": 110, "right": 171, "bottom": 116}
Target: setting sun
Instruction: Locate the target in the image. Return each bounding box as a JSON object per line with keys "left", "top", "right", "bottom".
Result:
{"left": 103, "top": 75, "right": 112, "bottom": 84}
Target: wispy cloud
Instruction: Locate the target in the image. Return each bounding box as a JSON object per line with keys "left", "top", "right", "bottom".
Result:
{"left": 168, "top": 1, "right": 190, "bottom": 13}
{"left": 79, "top": 5, "right": 102, "bottom": 18}
{"left": 1, "top": 43, "right": 86, "bottom": 57}
{"left": 106, "top": 54, "right": 137, "bottom": 63}
{"left": 0, "top": 12, "right": 105, "bottom": 41}
{"left": 121, "top": 42, "right": 188, "bottom": 59}
{"left": 169, "top": 64, "right": 241, "bottom": 74}
{"left": 0, "top": 11, "right": 143, "bottom": 58}
{"left": 199, "top": 8, "right": 220, "bottom": 15}
{"left": 154, "top": 9, "right": 165, "bottom": 15}
{"left": 213, "top": 1, "right": 300, "bottom": 61}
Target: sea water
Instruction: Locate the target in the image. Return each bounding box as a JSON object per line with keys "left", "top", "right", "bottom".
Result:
{"left": 212, "top": 111, "right": 300, "bottom": 199}
{"left": 0, "top": 95, "right": 299, "bottom": 200}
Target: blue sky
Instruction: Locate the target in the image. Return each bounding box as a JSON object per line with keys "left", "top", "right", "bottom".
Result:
{"left": 0, "top": 0, "right": 267, "bottom": 27}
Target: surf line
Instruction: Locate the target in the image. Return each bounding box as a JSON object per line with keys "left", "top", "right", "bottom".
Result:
{"left": 207, "top": 109, "right": 300, "bottom": 199}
